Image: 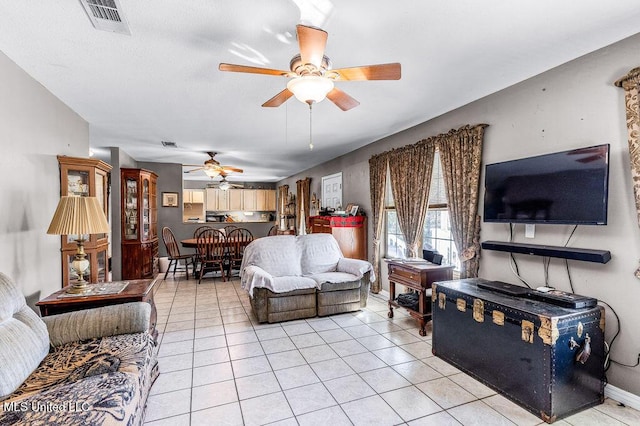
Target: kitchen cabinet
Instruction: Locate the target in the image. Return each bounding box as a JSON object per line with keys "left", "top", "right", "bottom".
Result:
{"left": 184, "top": 189, "right": 204, "bottom": 204}
{"left": 121, "top": 168, "right": 158, "bottom": 279}
{"left": 257, "top": 189, "right": 277, "bottom": 211}
{"left": 205, "top": 188, "right": 277, "bottom": 212}
{"left": 229, "top": 189, "right": 243, "bottom": 210}
{"left": 242, "top": 189, "right": 257, "bottom": 211}
{"left": 57, "top": 155, "right": 112, "bottom": 287}
{"left": 205, "top": 188, "right": 230, "bottom": 211}
{"left": 183, "top": 189, "right": 205, "bottom": 222}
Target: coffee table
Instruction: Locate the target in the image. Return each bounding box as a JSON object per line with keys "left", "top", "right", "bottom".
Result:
{"left": 36, "top": 278, "right": 159, "bottom": 341}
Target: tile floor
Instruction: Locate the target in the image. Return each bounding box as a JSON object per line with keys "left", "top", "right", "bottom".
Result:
{"left": 144, "top": 275, "right": 640, "bottom": 426}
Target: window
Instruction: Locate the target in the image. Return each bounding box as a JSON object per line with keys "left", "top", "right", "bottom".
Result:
{"left": 385, "top": 151, "right": 460, "bottom": 270}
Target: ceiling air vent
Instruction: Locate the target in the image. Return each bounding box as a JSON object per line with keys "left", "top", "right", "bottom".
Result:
{"left": 79, "top": 0, "right": 131, "bottom": 35}
{"left": 161, "top": 141, "right": 178, "bottom": 148}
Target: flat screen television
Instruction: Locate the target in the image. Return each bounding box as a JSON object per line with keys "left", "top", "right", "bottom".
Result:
{"left": 483, "top": 144, "right": 610, "bottom": 225}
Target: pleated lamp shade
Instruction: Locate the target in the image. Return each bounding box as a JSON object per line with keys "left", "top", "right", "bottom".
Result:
{"left": 47, "top": 196, "right": 111, "bottom": 235}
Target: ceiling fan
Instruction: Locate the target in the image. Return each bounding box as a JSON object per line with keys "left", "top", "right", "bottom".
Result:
{"left": 184, "top": 152, "right": 243, "bottom": 178}
{"left": 219, "top": 24, "right": 401, "bottom": 111}
{"left": 207, "top": 177, "right": 243, "bottom": 191}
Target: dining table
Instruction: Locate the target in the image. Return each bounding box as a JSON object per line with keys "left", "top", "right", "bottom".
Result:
{"left": 181, "top": 237, "right": 257, "bottom": 280}
{"left": 180, "top": 237, "right": 257, "bottom": 248}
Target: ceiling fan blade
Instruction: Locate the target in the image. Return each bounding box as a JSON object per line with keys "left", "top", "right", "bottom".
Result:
{"left": 221, "top": 166, "right": 244, "bottom": 173}
{"left": 219, "top": 63, "right": 291, "bottom": 77}
{"left": 184, "top": 167, "right": 205, "bottom": 173}
{"left": 326, "top": 87, "right": 360, "bottom": 111}
{"left": 297, "top": 24, "right": 327, "bottom": 69}
{"left": 262, "top": 88, "right": 294, "bottom": 107}
{"left": 330, "top": 63, "right": 401, "bottom": 81}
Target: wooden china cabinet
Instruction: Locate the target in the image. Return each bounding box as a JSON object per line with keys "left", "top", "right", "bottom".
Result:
{"left": 121, "top": 168, "right": 159, "bottom": 280}
{"left": 57, "top": 156, "right": 112, "bottom": 287}
{"left": 310, "top": 215, "right": 367, "bottom": 260}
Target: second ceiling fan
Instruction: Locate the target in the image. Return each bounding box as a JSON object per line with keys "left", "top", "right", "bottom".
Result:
{"left": 184, "top": 152, "right": 243, "bottom": 179}
{"left": 219, "top": 24, "right": 401, "bottom": 111}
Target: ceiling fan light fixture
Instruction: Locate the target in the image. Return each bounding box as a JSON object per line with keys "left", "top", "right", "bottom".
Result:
{"left": 203, "top": 168, "right": 221, "bottom": 178}
{"left": 218, "top": 180, "right": 231, "bottom": 191}
{"left": 287, "top": 75, "right": 334, "bottom": 104}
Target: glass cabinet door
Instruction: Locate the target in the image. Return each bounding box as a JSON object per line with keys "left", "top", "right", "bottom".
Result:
{"left": 96, "top": 249, "right": 107, "bottom": 282}
{"left": 67, "top": 169, "right": 90, "bottom": 196}
{"left": 124, "top": 178, "right": 138, "bottom": 240}
{"left": 95, "top": 170, "right": 108, "bottom": 240}
{"left": 142, "top": 178, "right": 150, "bottom": 240}
{"left": 66, "top": 170, "right": 91, "bottom": 244}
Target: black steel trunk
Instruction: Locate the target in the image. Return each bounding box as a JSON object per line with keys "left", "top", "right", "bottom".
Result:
{"left": 431, "top": 278, "right": 605, "bottom": 423}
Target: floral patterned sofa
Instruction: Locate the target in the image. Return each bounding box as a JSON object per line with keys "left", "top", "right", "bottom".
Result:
{"left": 240, "top": 234, "right": 375, "bottom": 323}
{"left": 0, "top": 272, "right": 158, "bottom": 425}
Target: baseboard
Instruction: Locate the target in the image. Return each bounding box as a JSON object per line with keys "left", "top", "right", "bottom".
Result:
{"left": 605, "top": 384, "right": 640, "bottom": 411}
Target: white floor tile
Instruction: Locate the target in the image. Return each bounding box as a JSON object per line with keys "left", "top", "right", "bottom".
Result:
{"left": 323, "top": 374, "right": 376, "bottom": 404}
{"left": 380, "top": 385, "right": 442, "bottom": 421}
{"left": 235, "top": 371, "right": 282, "bottom": 400}
{"left": 147, "top": 278, "right": 640, "bottom": 426}
{"left": 145, "top": 388, "right": 191, "bottom": 422}
{"left": 283, "top": 382, "right": 337, "bottom": 415}
{"left": 417, "top": 377, "right": 477, "bottom": 410}
{"left": 341, "top": 394, "right": 403, "bottom": 426}
{"left": 392, "top": 360, "right": 442, "bottom": 384}
{"left": 447, "top": 400, "right": 515, "bottom": 426}
{"left": 190, "top": 402, "right": 244, "bottom": 426}
{"left": 360, "top": 366, "right": 412, "bottom": 393}
{"left": 310, "top": 358, "right": 355, "bottom": 381}
{"left": 261, "top": 336, "right": 297, "bottom": 354}
{"left": 274, "top": 364, "right": 320, "bottom": 390}
{"left": 150, "top": 369, "right": 192, "bottom": 395}
{"left": 296, "top": 405, "right": 352, "bottom": 426}
{"left": 191, "top": 379, "right": 238, "bottom": 411}
{"left": 240, "top": 392, "right": 294, "bottom": 426}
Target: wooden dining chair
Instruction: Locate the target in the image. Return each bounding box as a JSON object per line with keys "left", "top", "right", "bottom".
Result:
{"left": 223, "top": 224, "right": 238, "bottom": 235}
{"left": 191, "top": 226, "right": 214, "bottom": 272}
{"left": 267, "top": 225, "right": 278, "bottom": 236}
{"left": 196, "top": 228, "right": 227, "bottom": 283}
{"left": 226, "top": 228, "right": 254, "bottom": 278}
{"left": 161, "top": 227, "right": 196, "bottom": 280}
{"left": 193, "top": 225, "right": 214, "bottom": 238}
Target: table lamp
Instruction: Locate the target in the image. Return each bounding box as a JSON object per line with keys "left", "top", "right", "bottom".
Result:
{"left": 47, "top": 195, "right": 111, "bottom": 294}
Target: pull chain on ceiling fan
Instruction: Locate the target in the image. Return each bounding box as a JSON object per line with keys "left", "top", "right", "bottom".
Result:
{"left": 308, "top": 103, "right": 313, "bottom": 150}
{"left": 219, "top": 24, "right": 401, "bottom": 111}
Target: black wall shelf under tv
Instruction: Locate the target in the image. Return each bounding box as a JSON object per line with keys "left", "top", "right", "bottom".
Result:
{"left": 481, "top": 241, "right": 611, "bottom": 264}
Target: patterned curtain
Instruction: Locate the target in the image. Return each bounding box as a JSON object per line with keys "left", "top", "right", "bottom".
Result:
{"left": 368, "top": 152, "right": 389, "bottom": 293}
{"left": 388, "top": 142, "right": 436, "bottom": 258}
{"left": 437, "top": 124, "right": 488, "bottom": 278}
{"left": 296, "top": 178, "right": 311, "bottom": 235}
{"left": 614, "top": 67, "right": 640, "bottom": 278}
{"left": 277, "top": 185, "right": 289, "bottom": 231}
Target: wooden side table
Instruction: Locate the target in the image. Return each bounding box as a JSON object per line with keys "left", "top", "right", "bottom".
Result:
{"left": 36, "top": 278, "right": 158, "bottom": 342}
{"left": 386, "top": 260, "right": 454, "bottom": 336}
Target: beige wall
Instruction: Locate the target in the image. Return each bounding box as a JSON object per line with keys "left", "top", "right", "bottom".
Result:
{"left": 281, "top": 33, "right": 640, "bottom": 395}
{"left": 0, "top": 50, "right": 89, "bottom": 302}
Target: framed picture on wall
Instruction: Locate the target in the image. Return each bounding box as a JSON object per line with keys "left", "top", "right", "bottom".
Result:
{"left": 162, "top": 192, "right": 179, "bottom": 207}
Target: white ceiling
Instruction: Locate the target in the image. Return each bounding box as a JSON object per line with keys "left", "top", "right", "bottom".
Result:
{"left": 1, "top": 1, "right": 640, "bottom": 182}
